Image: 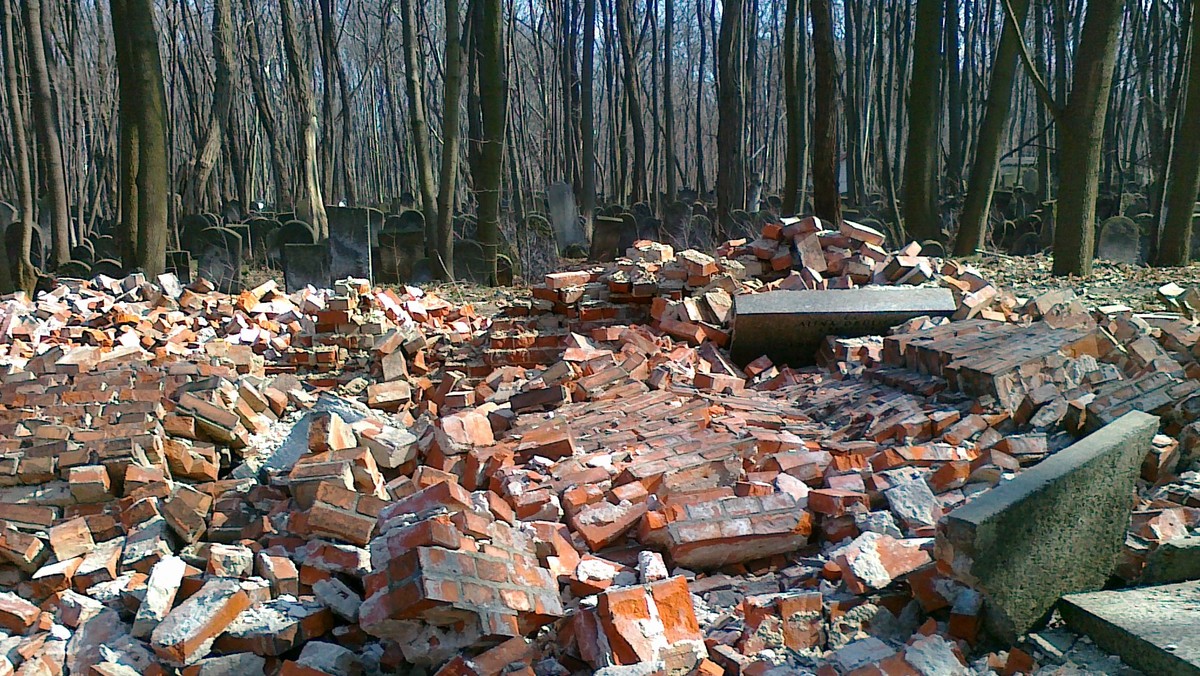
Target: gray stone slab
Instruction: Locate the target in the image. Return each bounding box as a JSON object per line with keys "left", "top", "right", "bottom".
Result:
{"left": 1060, "top": 581, "right": 1200, "bottom": 676}
{"left": 730, "top": 287, "right": 957, "bottom": 366}
{"left": 284, "top": 243, "right": 331, "bottom": 292}
{"left": 326, "top": 206, "right": 373, "bottom": 282}
{"left": 195, "top": 227, "right": 243, "bottom": 294}
{"left": 547, "top": 181, "right": 585, "bottom": 252}
{"left": 936, "top": 411, "right": 1158, "bottom": 643}
{"left": 1143, "top": 535, "right": 1200, "bottom": 585}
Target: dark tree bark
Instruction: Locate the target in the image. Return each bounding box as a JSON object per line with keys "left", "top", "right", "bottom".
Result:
{"left": 663, "top": 0, "right": 677, "bottom": 204}
{"left": 694, "top": 0, "right": 707, "bottom": 195}
{"left": 1052, "top": 0, "right": 1125, "bottom": 277}
{"left": 110, "top": 0, "right": 169, "bottom": 276}
{"left": 280, "top": 0, "right": 328, "bottom": 237}
{"left": 242, "top": 0, "right": 292, "bottom": 209}
{"left": 955, "top": 0, "right": 1032, "bottom": 256}
{"left": 435, "top": 0, "right": 465, "bottom": 280}
{"left": 22, "top": 0, "right": 70, "bottom": 267}
{"left": 581, "top": 0, "right": 597, "bottom": 238}
{"left": 782, "top": 0, "right": 808, "bottom": 215}
{"left": 716, "top": 0, "right": 745, "bottom": 235}
{"left": 0, "top": 0, "right": 34, "bottom": 292}
{"left": 809, "top": 0, "right": 841, "bottom": 226}
{"left": 400, "top": 0, "right": 439, "bottom": 254}
{"left": 615, "top": 0, "right": 647, "bottom": 204}
{"left": 474, "top": 0, "right": 506, "bottom": 285}
{"left": 189, "top": 0, "right": 235, "bottom": 214}
{"left": 902, "top": 0, "right": 945, "bottom": 242}
{"left": 1157, "top": 3, "right": 1200, "bottom": 266}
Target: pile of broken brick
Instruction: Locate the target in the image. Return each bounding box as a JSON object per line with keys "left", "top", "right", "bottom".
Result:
{"left": 0, "top": 217, "right": 1198, "bottom": 675}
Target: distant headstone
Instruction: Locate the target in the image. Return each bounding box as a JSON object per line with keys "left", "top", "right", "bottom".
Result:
{"left": 284, "top": 243, "right": 331, "bottom": 291}
{"left": 278, "top": 220, "right": 318, "bottom": 246}
{"left": 1097, "top": 216, "right": 1143, "bottom": 265}
{"left": 92, "top": 234, "right": 119, "bottom": 261}
{"left": 590, "top": 216, "right": 633, "bottom": 262}
{"left": 454, "top": 239, "right": 489, "bottom": 284}
{"left": 920, "top": 240, "right": 946, "bottom": 258}
{"left": 195, "top": 227, "right": 244, "bottom": 293}
{"left": 180, "top": 215, "right": 211, "bottom": 255}
{"left": 547, "top": 182, "right": 585, "bottom": 253}
{"left": 166, "top": 250, "right": 194, "bottom": 281}
{"left": 1010, "top": 232, "right": 1042, "bottom": 257}
{"left": 0, "top": 202, "right": 15, "bottom": 229}
{"left": 325, "top": 207, "right": 374, "bottom": 282}
{"left": 222, "top": 200, "right": 244, "bottom": 223}
{"left": 376, "top": 230, "right": 426, "bottom": 285}
{"left": 226, "top": 223, "right": 251, "bottom": 256}
{"left": 90, "top": 259, "right": 124, "bottom": 278}
{"left": 246, "top": 218, "right": 282, "bottom": 256}
{"left": 56, "top": 260, "right": 91, "bottom": 279}
{"left": 410, "top": 258, "right": 434, "bottom": 284}
{"left": 69, "top": 245, "right": 94, "bottom": 265}
{"left": 662, "top": 201, "right": 691, "bottom": 249}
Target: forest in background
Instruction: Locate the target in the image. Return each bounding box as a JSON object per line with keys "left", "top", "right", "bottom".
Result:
{"left": 0, "top": 0, "right": 1197, "bottom": 291}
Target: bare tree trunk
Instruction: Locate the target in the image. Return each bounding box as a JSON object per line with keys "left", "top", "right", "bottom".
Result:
{"left": 955, "top": 0, "right": 1032, "bottom": 256}
{"left": 242, "top": 0, "right": 292, "bottom": 209}
{"left": 716, "top": 0, "right": 745, "bottom": 235}
{"left": 22, "top": 0, "right": 70, "bottom": 268}
{"left": 435, "top": 0, "right": 465, "bottom": 280}
{"left": 616, "top": 0, "right": 647, "bottom": 205}
{"left": 782, "top": 0, "right": 807, "bottom": 215}
{"left": 809, "top": 0, "right": 841, "bottom": 226}
{"left": 902, "top": 0, "right": 944, "bottom": 242}
{"left": 280, "top": 0, "right": 328, "bottom": 238}
{"left": 399, "top": 0, "right": 439, "bottom": 255}
{"left": 581, "top": 0, "right": 597, "bottom": 238}
{"left": 1157, "top": 3, "right": 1200, "bottom": 266}
{"left": 0, "top": 0, "right": 33, "bottom": 292}
{"left": 663, "top": 0, "right": 677, "bottom": 204}
{"left": 694, "top": 0, "right": 707, "bottom": 195}
{"left": 110, "top": 0, "right": 169, "bottom": 276}
{"left": 189, "top": 0, "right": 235, "bottom": 214}
{"left": 1052, "top": 0, "right": 1125, "bottom": 277}
{"left": 475, "top": 0, "right": 506, "bottom": 285}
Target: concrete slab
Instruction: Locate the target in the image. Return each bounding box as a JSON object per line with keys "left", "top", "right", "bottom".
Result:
{"left": 730, "top": 287, "right": 956, "bottom": 366}
{"left": 1143, "top": 535, "right": 1200, "bottom": 585}
{"left": 1060, "top": 581, "right": 1200, "bottom": 676}
{"left": 935, "top": 411, "right": 1158, "bottom": 644}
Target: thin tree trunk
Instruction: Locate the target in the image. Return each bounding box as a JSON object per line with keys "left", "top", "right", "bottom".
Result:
{"left": 475, "top": 0, "right": 506, "bottom": 285}
{"left": 716, "top": 0, "right": 745, "bottom": 235}
{"left": 663, "top": 0, "right": 676, "bottom": 204}
{"left": 782, "top": 0, "right": 806, "bottom": 215}
{"left": 281, "top": 0, "right": 328, "bottom": 238}
{"left": 242, "top": 0, "right": 292, "bottom": 209}
{"left": 615, "top": 0, "right": 646, "bottom": 205}
{"left": 694, "top": 0, "right": 707, "bottom": 195}
{"left": 1052, "top": 0, "right": 1126, "bottom": 277}
{"left": 809, "top": 0, "right": 841, "bottom": 226}
{"left": 22, "top": 0, "right": 70, "bottom": 268}
{"left": 581, "top": 0, "right": 596, "bottom": 238}
{"left": 1156, "top": 3, "right": 1200, "bottom": 266}
{"left": 0, "top": 0, "right": 33, "bottom": 292}
{"left": 955, "top": 0, "right": 1032, "bottom": 256}
{"left": 902, "top": 0, "right": 945, "bottom": 242}
{"left": 400, "top": 0, "right": 439, "bottom": 255}
{"left": 190, "top": 0, "right": 235, "bottom": 214}
{"left": 110, "top": 0, "right": 169, "bottom": 276}
{"left": 435, "top": 0, "right": 465, "bottom": 280}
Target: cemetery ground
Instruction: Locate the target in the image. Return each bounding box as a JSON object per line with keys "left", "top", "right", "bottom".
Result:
{"left": 11, "top": 216, "right": 1200, "bottom": 675}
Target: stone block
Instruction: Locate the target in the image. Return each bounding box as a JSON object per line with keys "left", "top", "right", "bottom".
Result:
{"left": 935, "top": 411, "right": 1157, "bottom": 642}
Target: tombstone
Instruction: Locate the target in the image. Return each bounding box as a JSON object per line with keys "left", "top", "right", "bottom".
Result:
{"left": 1096, "top": 216, "right": 1143, "bottom": 265}
{"left": 195, "top": 227, "right": 244, "bottom": 293}
{"left": 226, "top": 223, "right": 251, "bottom": 256}
{"left": 410, "top": 258, "right": 435, "bottom": 284}
{"left": 638, "top": 217, "right": 662, "bottom": 242}
{"left": 180, "top": 215, "right": 211, "bottom": 255}
{"left": 93, "top": 234, "right": 119, "bottom": 261}
{"left": 919, "top": 240, "right": 946, "bottom": 258}
{"left": 166, "top": 250, "right": 194, "bottom": 281}
{"left": 284, "top": 243, "right": 331, "bottom": 291}
{"left": 56, "top": 260, "right": 91, "bottom": 279}
{"left": 399, "top": 192, "right": 416, "bottom": 209}
{"left": 90, "top": 259, "right": 124, "bottom": 278}
{"left": 495, "top": 254, "right": 515, "bottom": 286}
{"left": 729, "top": 210, "right": 757, "bottom": 240}
{"left": 0, "top": 202, "right": 15, "bottom": 230}
{"left": 453, "top": 239, "right": 490, "bottom": 284}
{"left": 590, "top": 216, "right": 636, "bottom": 262}
{"left": 69, "top": 245, "right": 94, "bottom": 266}
{"left": 662, "top": 201, "right": 691, "bottom": 249}
{"left": 1011, "top": 232, "right": 1043, "bottom": 257}
{"left": 689, "top": 215, "right": 717, "bottom": 252}
{"left": 376, "top": 230, "right": 426, "bottom": 285}
{"left": 325, "top": 207, "right": 374, "bottom": 283}
{"left": 547, "top": 182, "right": 585, "bottom": 252}
{"left": 202, "top": 213, "right": 221, "bottom": 229}
{"left": 384, "top": 209, "right": 425, "bottom": 235}
{"left": 222, "top": 200, "right": 245, "bottom": 224}
{"left": 271, "top": 220, "right": 318, "bottom": 265}
{"left": 246, "top": 218, "right": 282, "bottom": 257}
{"left": 366, "top": 208, "right": 385, "bottom": 247}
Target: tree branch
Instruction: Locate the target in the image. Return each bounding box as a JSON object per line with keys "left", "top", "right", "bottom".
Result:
{"left": 1001, "top": 0, "right": 1064, "bottom": 124}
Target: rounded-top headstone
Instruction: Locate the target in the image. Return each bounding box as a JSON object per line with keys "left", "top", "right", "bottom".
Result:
{"left": 919, "top": 240, "right": 946, "bottom": 258}
{"left": 1011, "top": 232, "right": 1042, "bottom": 256}
{"left": 90, "top": 258, "right": 124, "bottom": 278}
{"left": 1097, "top": 216, "right": 1143, "bottom": 265}
{"left": 69, "top": 245, "right": 94, "bottom": 265}
{"left": 56, "top": 260, "right": 92, "bottom": 279}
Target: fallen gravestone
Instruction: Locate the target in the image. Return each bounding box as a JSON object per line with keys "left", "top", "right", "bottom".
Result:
{"left": 938, "top": 411, "right": 1157, "bottom": 643}
{"left": 1096, "top": 216, "right": 1143, "bottom": 264}
{"left": 326, "top": 207, "right": 374, "bottom": 282}
{"left": 1060, "top": 581, "right": 1200, "bottom": 675}
{"left": 284, "top": 243, "right": 331, "bottom": 292}
{"left": 547, "top": 182, "right": 586, "bottom": 253}
{"left": 730, "top": 287, "right": 957, "bottom": 366}
{"left": 195, "top": 227, "right": 243, "bottom": 294}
